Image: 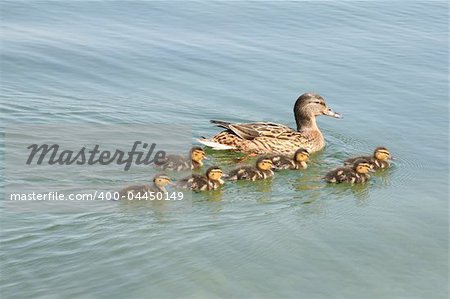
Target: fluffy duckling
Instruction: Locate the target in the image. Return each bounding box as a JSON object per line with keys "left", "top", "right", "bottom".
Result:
{"left": 269, "top": 148, "right": 310, "bottom": 170}
{"left": 177, "top": 166, "right": 224, "bottom": 191}
{"left": 227, "top": 156, "right": 274, "bottom": 181}
{"left": 344, "top": 147, "right": 392, "bottom": 170}
{"left": 157, "top": 147, "right": 206, "bottom": 171}
{"left": 324, "top": 159, "right": 374, "bottom": 184}
{"left": 118, "top": 174, "right": 172, "bottom": 199}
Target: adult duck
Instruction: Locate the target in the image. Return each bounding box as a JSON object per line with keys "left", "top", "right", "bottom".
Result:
{"left": 198, "top": 92, "right": 342, "bottom": 155}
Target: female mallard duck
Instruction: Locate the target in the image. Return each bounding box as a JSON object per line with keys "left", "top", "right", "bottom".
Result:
{"left": 157, "top": 147, "right": 206, "bottom": 171}
{"left": 227, "top": 156, "right": 274, "bottom": 181}
{"left": 198, "top": 92, "right": 341, "bottom": 155}
{"left": 118, "top": 174, "right": 173, "bottom": 199}
{"left": 344, "top": 147, "right": 392, "bottom": 170}
{"left": 324, "top": 159, "right": 373, "bottom": 184}
{"left": 176, "top": 166, "right": 224, "bottom": 191}
{"left": 269, "top": 148, "right": 310, "bottom": 170}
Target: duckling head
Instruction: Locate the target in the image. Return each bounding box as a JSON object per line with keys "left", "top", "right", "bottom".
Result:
{"left": 153, "top": 174, "right": 173, "bottom": 187}
{"left": 206, "top": 166, "right": 223, "bottom": 181}
{"left": 294, "top": 93, "right": 342, "bottom": 128}
{"left": 353, "top": 159, "right": 373, "bottom": 174}
{"left": 256, "top": 157, "right": 274, "bottom": 171}
{"left": 373, "top": 147, "right": 391, "bottom": 161}
{"left": 294, "top": 148, "right": 310, "bottom": 163}
{"left": 191, "top": 147, "right": 206, "bottom": 165}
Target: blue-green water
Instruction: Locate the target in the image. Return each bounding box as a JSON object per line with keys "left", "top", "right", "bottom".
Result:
{"left": 1, "top": 1, "right": 448, "bottom": 298}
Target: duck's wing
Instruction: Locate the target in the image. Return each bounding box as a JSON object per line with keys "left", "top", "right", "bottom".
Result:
{"left": 268, "top": 154, "right": 294, "bottom": 170}
{"left": 227, "top": 166, "right": 257, "bottom": 180}
{"left": 324, "top": 168, "right": 352, "bottom": 183}
{"left": 176, "top": 175, "right": 194, "bottom": 189}
{"left": 157, "top": 154, "right": 190, "bottom": 171}
{"left": 176, "top": 174, "right": 207, "bottom": 190}
{"left": 210, "top": 120, "right": 294, "bottom": 140}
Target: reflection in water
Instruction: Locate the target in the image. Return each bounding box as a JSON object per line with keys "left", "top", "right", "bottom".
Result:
{"left": 350, "top": 183, "right": 371, "bottom": 202}
{"left": 322, "top": 181, "right": 370, "bottom": 201}
{"left": 116, "top": 193, "right": 192, "bottom": 222}
{"left": 375, "top": 167, "right": 394, "bottom": 187}
{"left": 204, "top": 189, "right": 224, "bottom": 202}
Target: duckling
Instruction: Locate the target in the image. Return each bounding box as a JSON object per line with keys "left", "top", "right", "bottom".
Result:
{"left": 198, "top": 92, "right": 342, "bottom": 155}
{"left": 227, "top": 156, "right": 274, "bottom": 181}
{"left": 269, "top": 148, "right": 310, "bottom": 170}
{"left": 118, "top": 174, "right": 172, "bottom": 199}
{"left": 177, "top": 166, "right": 224, "bottom": 191}
{"left": 157, "top": 146, "right": 206, "bottom": 171}
{"left": 324, "top": 159, "right": 373, "bottom": 184}
{"left": 344, "top": 147, "right": 392, "bottom": 170}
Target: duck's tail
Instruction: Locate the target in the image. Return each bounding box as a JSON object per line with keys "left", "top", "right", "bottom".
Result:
{"left": 210, "top": 120, "right": 233, "bottom": 129}
{"left": 197, "top": 137, "right": 235, "bottom": 150}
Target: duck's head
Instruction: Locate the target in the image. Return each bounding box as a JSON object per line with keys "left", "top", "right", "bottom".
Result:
{"left": 206, "top": 166, "right": 223, "bottom": 181}
{"left": 294, "top": 148, "right": 310, "bottom": 163}
{"left": 294, "top": 93, "right": 342, "bottom": 129}
{"left": 256, "top": 156, "right": 274, "bottom": 171}
{"left": 353, "top": 159, "right": 374, "bottom": 174}
{"left": 153, "top": 174, "right": 173, "bottom": 187}
{"left": 191, "top": 147, "right": 206, "bottom": 164}
{"left": 373, "top": 147, "right": 391, "bottom": 161}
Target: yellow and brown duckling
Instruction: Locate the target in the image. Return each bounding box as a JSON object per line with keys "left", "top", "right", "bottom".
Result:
{"left": 118, "top": 174, "right": 173, "bottom": 199}
{"left": 324, "top": 159, "right": 374, "bottom": 184}
{"left": 227, "top": 156, "right": 274, "bottom": 181}
{"left": 176, "top": 166, "right": 224, "bottom": 192}
{"left": 198, "top": 92, "right": 342, "bottom": 155}
{"left": 157, "top": 146, "right": 206, "bottom": 171}
{"left": 344, "top": 147, "right": 392, "bottom": 170}
{"left": 269, "top": 148, "right": 310, "bottom": 170}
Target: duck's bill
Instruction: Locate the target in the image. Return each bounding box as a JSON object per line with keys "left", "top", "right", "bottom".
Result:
{"left": 324, "top": 108, "right": 342, "bottom": 119}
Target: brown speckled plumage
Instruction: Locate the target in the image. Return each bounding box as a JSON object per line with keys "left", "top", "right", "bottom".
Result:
{"left": 227, "top": 157, "right": 274, "bottom": 181}
{"left": 198, "top": 93, "right": 341, "bottom": 155}
{"left": 324, "top": 159, "right": 372, "bottom": 184}
{"left": 177, "top": 166, "right": 224, "bottom": 192}
{"left": 157, "top": 147, "right": 206, "bottom": 171}
{"left": 344, "top": 147, "right": 392, "bottom": 170}
{"left": 268, "top": 148, "right": 310, "bottom": 170}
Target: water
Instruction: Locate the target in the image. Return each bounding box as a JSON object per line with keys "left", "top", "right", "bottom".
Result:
{"left": 1, "top": 1, "right": 448, "bottom": 298}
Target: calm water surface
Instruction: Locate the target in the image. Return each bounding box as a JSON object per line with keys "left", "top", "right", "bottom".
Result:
{"left": 1, "top": 1, "right": 448, "bottom": 299}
